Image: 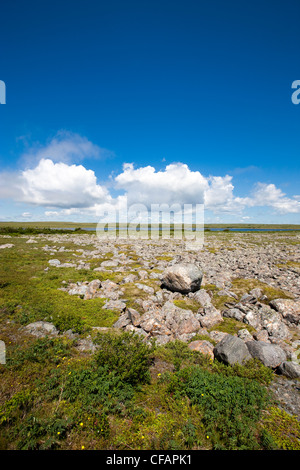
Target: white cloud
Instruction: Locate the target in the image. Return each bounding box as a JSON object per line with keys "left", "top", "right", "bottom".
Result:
{"left": 19, "top": 158, "right": 111, "bottom": 208}
{"left": 246, "top": 183, "right": 300, "bottom": 214}
{"left": 0, "top": 158, "right": 112, "bottom": 209}
{"left": 115, "top": 162, "right": 208, "bottom": 207}
{"left": 0, "top": 134, "right": 299, "bottom": 222}
{"left": 115, "top": 163, "right": 247, "bottom": 214}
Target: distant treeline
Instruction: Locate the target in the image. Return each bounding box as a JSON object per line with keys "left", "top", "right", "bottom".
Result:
{"left": 0, "top": 226, "right": 86, "bottom": 235}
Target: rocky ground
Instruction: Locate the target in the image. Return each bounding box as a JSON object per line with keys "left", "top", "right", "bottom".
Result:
{"left": 2, "top": 230, "right": 300, "bottom": 418}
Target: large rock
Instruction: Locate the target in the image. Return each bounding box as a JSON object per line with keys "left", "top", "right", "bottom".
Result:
{"left": 213, "top": 334, "right": 252, "bottom": 365}
{"left": 161, "top": 263, "right": 203, "bottom": 294}
{"left": 246, "top": 340, "right": 286, "bottom": 368}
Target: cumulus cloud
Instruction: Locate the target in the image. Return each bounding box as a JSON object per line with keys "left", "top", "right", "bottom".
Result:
{"left": 114, "top": 162, "right": 247, "bottom": 214}
{"left": 0, "top": 158, "right": 112, "bottom": 209}
{"left": 246, "top": 183, "right": 300, "bottom": 214}
{"left": 0, "top": 135, "right": 299, "bottom": 221}
{"left": 115, "top": 162, "right": 208, "bottom": 207}
{"left": 20, "top": 158, "right": 111, "bottom": 208}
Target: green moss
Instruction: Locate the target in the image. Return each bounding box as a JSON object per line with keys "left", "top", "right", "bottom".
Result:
{"left": 209, "top": 317, "right": 256, "bottom": 336}
{"left": 173, "top": 299, "right": 200, "bottom": 313}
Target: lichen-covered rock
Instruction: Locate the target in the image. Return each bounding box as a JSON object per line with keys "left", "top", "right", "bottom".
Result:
{"left": 198, "top": 305, "right": 223, "bottom": 329}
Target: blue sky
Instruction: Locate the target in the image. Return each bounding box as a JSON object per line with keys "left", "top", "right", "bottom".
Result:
{"left": 0, "top": 0, "right": 300, "bottom": 223}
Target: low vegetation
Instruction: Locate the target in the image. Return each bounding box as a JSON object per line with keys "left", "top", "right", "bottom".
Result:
{"left": 0, "top": 231, "right": 299, "bottom": 450}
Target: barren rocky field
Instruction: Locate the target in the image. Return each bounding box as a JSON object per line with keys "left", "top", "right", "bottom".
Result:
{"left": 0, "top": 230, "right": 299, "bottom": 450}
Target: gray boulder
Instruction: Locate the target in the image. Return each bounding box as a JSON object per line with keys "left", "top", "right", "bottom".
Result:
{"left": 213, "top": 334, "right": 252, "bottom": 365}
{"left": 277, "top": 361, "right": 300, "bottom": 379}
{"left": 24, "top": 321, "right": 58, "bottom": 338}
{"left": 246, "top": 340, "right": 286, "bottom": 368}
{"left": 161, "top": 263, "right": 203, "bottom": 294}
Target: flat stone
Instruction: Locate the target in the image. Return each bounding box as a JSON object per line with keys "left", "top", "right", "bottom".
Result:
{"left": 113, "top": 312, "right": 131, "bottom": 328}
{"left": 102, "top": 300, "right": 126, "bottom": 312}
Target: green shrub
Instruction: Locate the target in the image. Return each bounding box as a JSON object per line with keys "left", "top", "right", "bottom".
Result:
{"left": 62, "top": 363, "right": 134, "bottom": 413}
{"left": 155, "top": 340, "right": 212, "bottom": 372}
{"left": 94, "top": 331, "right": 153, "bottom": 385}
{"left": 212, "top": 358, "right": 274, "bottom": 385}
{"left": 0, "top": 389, "right": 33, "bottom": 425}
{"left": 51, "top": 311, "right": 85, "bottom": 334}
{"left": 168, "top": 366, "right": 269, "bottom": 450}
{"left": 15, "top": 413, "right": 73, "bottom": 450}
{"left": 7, "top": 337, "right": 71, "bottom": 369}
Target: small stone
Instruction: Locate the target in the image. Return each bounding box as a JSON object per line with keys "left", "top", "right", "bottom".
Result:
{"left": 135, "top": 283, "right": 155, "bottom": 295}
{"left": 48, "top": 259, "right": 61, "bottom": 266}
{"left": 237, "top": 329, "right": 253, "bottom": 342}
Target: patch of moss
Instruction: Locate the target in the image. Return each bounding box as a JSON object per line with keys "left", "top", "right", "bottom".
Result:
{"left": 173, "top": 299, "right": 200, "bottom": 313}
{"left": 209, "top": 317, "right": 255, "bottom": 336}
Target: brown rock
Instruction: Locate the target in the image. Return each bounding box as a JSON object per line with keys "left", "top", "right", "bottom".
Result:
{"left": 188, "top": 340, "right": 214, "bottom": 360}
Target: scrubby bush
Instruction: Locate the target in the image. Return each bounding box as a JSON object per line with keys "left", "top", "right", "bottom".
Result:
{"left": 94, "top": 331, "right": 153, "bottom": 385}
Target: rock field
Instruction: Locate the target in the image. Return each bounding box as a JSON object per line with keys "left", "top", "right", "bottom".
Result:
{"left": 2, "top": 230, "right": 300, "bottom": 416}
